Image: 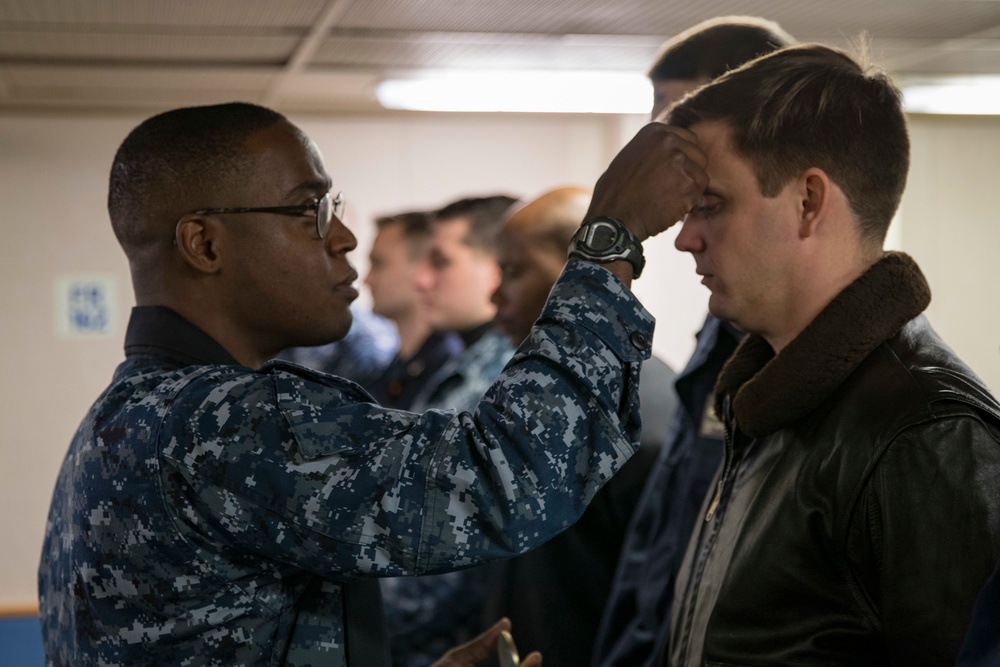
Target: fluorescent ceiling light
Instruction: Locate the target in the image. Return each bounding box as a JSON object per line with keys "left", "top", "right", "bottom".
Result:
{"left": 902, "top": 76, "right": 1000, "bottom": 115}
{"left": 377, "top": 71, "right": 1000, "bottom": 116}
{"left": 377, "top": 70, "right": 651, "bottom": 113}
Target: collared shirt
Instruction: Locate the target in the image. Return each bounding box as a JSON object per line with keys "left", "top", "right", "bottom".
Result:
{"left": 370, "top": 332, "right": 464, "bottom": 411}
{"left": 39, "top": 260, "right": 654, "bottom": 667}
{"left": 407, "top": 327, "right": 514, "bottom": 414}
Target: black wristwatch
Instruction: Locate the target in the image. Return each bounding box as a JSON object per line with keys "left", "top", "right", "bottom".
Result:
{"left": 567, "top": 216, "right": 645, "bottom": 279}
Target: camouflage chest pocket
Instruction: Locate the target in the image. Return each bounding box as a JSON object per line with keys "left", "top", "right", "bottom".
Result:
{"left": 269, "top": 361, "right": 420, "bottom": 462}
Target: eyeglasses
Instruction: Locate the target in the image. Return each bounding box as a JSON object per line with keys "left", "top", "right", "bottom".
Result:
{"left": 192, "top": 191, "right": 344, "bottom": 239}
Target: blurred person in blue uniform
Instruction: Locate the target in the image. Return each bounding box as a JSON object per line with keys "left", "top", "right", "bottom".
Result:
{"left": 364, "top": 210, "right": 463, "bottom": 409}
{"left": 382, "top": 194, "right": 522, "bottom": 666}
{"left": 481, "top": 185, "right": 677, "bottom": 667}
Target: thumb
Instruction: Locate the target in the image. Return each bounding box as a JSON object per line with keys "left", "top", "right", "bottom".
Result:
{"left": 430, "top": 617, "right": 512, "bottom": 667}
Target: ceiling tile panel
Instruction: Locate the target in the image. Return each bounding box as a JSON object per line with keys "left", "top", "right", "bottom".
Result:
{"left": 0, "top": 0, "right": 326, "bottom": 28}
{"left": 2, "top": 0, "right": 1000, "bottom": 114}
{"left": 0, "top": 64, "right": 276, "bottom": 108}
{"left": 0, "top": 30, "right": 298, "bottom": 63}
{"left": 334, "top": 0, "right": 1000, "bottom": 40}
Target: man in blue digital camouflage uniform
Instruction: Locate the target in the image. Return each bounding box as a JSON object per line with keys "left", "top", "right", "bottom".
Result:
{"left": 37, "top": 102, "right": 708, "bottom": 666}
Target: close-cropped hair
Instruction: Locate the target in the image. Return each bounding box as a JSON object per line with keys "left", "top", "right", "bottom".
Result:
{"left": 434, "top": 195, "right": 519, "bottom": 252}
{"left": 108, "top": 102, "right": 289, "bottom": 254}
{"left": 375, "top": 210, "right": 434, "bottom": 259}
{"left": 667, "top": 44, "right": 910, "bottom": 245}
{"left": 648, "top": 16, "right": 796, "bottom": 83}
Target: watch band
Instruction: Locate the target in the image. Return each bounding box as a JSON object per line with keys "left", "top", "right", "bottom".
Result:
{"left": 567, "top": 216, "right": 646, "bottom": 279}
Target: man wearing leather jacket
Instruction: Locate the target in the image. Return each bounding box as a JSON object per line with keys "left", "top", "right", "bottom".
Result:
{"left": 662, "top": 44, "right": 1000, "bottom": 666}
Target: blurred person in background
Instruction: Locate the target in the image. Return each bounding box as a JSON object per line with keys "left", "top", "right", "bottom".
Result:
{"left": 364, "top": 210, "right": 462, "bottom": 409}
{"left": 383, "top": 194, "right": 519, "bottom": 667}
{"left": 408, "top": 195, "right": 518, "bottom": 412}
{"left": 481, "top": 185, "right": 678, "bottom": 667}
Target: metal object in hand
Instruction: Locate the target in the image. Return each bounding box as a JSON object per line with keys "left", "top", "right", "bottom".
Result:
{"left": 498, "top": 629, "right": 520, "bottom": 667}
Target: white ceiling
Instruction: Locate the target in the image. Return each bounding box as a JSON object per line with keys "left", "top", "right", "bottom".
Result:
{"left": 4, "top": 0, "right": 1000, "bottom": 115}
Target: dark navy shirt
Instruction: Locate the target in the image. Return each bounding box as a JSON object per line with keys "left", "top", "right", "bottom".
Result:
{"left": 370, "top": 332, "right": 463, "bottom": 410}
{"left": 957, "top": 555, "right": 1000, "bottom": 667}
{"left": 593, "top": 314, "right": 742, "bottom": 667}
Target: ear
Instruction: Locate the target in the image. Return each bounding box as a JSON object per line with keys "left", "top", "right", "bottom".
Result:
{"left": 796, "top": 168, "right": 831, "bottom": 239}
{"left": 174, "top": 214, "right": 224, "bottom": 274}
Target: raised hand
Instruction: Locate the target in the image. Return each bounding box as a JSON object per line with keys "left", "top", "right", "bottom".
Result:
{"left": 430, "top": 618, "right": 542, "bottom": 667}
{"left": 586, "top": 123, "right": 709, "bottom": 242}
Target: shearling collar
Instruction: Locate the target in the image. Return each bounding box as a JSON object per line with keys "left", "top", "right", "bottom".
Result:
{"left": 714, "top": 251, "right": 931, "bottom": 437}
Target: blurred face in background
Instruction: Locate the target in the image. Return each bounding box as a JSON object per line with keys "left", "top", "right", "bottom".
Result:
{"left": 492, "top": 219, "right": 566, "bottom": 344}
{"left": 414, "top": 217, "right": 501, "bottom": 332}
{"left": 365, "top": 222, "right": 421, "bottom": 322}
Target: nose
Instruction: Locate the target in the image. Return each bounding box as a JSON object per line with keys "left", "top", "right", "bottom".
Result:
{"left": 325, "top": 217, "right": 357, "bottom": 255}
{"left": 674, "top": 215, "right": 704, "bottom": 255}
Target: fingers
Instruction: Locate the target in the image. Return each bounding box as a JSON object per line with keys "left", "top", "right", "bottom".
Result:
{"left": 429, "top": 617, "right": 513, "bottom": 667}
{"left": 521, "top": 651, "right": 543, "bottom": 666}
{"left": 586, "top": 122, "right": 709, "bottom": 241}
{"left": 659, "top": 124, "right": 701, "bottom": 153}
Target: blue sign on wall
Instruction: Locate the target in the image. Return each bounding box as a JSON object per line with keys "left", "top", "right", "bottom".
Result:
{"left": 54, "top": 276, "right": 117, "bottom": 338}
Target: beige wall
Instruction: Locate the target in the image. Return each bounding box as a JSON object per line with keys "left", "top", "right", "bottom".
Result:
{"left": 900, "top": 115, "right": 1000, "bottom": 395}
{"left": 1, "top": 110, "right": 997, "bottom": 610}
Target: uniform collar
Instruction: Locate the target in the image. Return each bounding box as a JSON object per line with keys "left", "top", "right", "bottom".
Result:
{"left": 458, "top": 320, "right": 494, "bottom": 348}
{"left": 124, "top": 306, "right": 240, "bottom": 367}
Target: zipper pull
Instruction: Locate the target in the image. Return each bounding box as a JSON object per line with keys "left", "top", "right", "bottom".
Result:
{"left": 705, "top": 479, "right": 723, "bottom": 522}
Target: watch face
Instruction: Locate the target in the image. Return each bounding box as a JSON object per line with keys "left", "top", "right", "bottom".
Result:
{"left": 586, "top": 222, "right": 619, "bottom": 252}
{"left": 569, "top": 217, "right": 644, "bottom": 278}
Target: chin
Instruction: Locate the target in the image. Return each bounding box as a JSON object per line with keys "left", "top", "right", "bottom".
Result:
{"left": 309, "top": 313, "right": 353, "bottom": 346}
{"left": 706, "top": 295, "right": 724, "bottom": 317}
{"left": 330, "top": 319, "right": 353, "bottom": 343}
{"left": 707, "top": 297, "right": 737, "bottom": 325}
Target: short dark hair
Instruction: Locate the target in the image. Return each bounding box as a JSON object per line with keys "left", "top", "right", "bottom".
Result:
{"left": 108, "top": 102, "right": 289, "bottom": 256}
{"left": 667, "top": 44, "right": 910, "bottom": 245}
{"left": 648, "top": 16, "right": 795, "bottom": 83}
{"left": 375, "top": 210, "right": 434, "bottom": 260}
{"left": 434, "top": 195, "right": 519, "bottom": 253}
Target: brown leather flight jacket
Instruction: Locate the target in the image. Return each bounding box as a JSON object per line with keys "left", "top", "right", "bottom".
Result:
{"left": 668, "top": 253, "right": 1000, "bottom": 667}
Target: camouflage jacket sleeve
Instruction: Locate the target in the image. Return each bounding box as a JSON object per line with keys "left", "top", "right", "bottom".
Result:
{"left": 162, "top": 259, "right": 654, "bottom": 577}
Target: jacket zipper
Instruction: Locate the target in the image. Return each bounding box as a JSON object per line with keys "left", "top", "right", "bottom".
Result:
{"left": 705, "top": 396, "right": 734, "bottom": 522}
{"left": 674, "top": 395, "right": 735, "bottom": 665}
